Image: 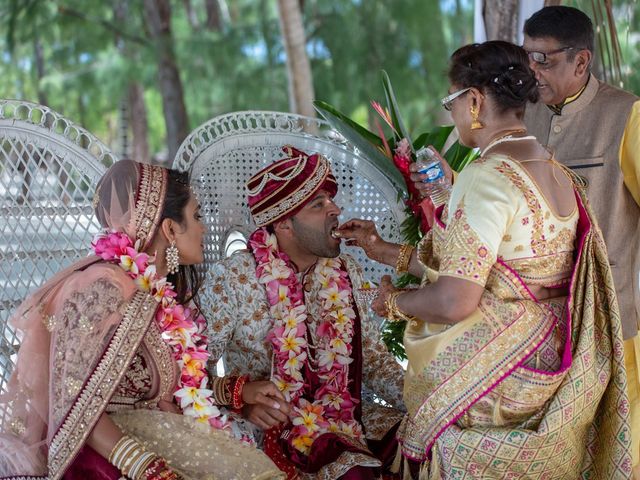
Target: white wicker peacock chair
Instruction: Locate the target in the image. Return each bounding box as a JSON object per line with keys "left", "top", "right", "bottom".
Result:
{"left": 174, "top": 110, "right": 407, "bottom": 342}
{"left": 0, "top": 107, "right": 407, "bottom": 408}
{"left": 0, "top": 100, "right": 116, "bottom": 404}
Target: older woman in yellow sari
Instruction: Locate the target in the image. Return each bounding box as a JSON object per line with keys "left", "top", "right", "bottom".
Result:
{"left": 338, "top": 41, "right": 632, "bottom": 479}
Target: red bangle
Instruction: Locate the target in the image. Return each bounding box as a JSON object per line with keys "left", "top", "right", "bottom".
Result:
{"left": 232, "top": 375, "right": 249, "bottom": 409}
{"left": 144, "top": 457, "right": 180, "bottom": 480}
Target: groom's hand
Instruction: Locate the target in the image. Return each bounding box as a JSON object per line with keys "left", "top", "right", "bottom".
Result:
{"left": 241, "top": 380, "right": 291, "bottom": 429}
{"left": 242, "top": 403, "right": 290, "bottom": 430}
{"left": 242, "top": 380, "right": 290, "bottom": 411}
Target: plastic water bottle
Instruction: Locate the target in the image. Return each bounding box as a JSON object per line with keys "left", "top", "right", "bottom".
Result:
{"left": 415, "top": 146, "right": 450, "bottom": 206}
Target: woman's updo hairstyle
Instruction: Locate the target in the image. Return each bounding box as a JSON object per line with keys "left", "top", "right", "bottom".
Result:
{"left": 448, "top": 40, "right": 539, "bottom": 116}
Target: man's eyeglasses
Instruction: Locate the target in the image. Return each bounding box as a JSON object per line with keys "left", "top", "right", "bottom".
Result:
{"left": 526, "top": 47, "right": 576, "bottom": 65}
{"left": 441, "top": 87, "right": 471, "bottom": 111}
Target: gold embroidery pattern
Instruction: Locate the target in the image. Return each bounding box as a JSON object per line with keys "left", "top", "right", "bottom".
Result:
{"left": 401, "top": 298, "right": 557, "bottom": 461}
{"left": 494, "top": 161, "right": 575, "bottom": 258}
{"left": 107, "top": 352, "right": 152, "bottom": 412}
{"left": 9, "top": 417, "right": 26, "bottom": 436}
{"left": 43, "top": 314, "right": 57, "bottom": 332}
{"left": 142, "top": 321, "right": 178, "bottom": 407}
{"left": 134, "top": 164, "right": 167, "bottom": 249}
{"left": 252, "top": 156, "right": 331, "bottom": 226}
{"left": 438, "top": 202, "right": 496, "bottom": 286}
{"left": 51, "top": 279, "right": 124, "bottom": 427}
{"left": 48, "top": 291, "right": 157, "bottom": 479}
{"left": 504, "top": 252, "right": 574, "bottom": 287}
{"left": 299, "top": 452, "right": 380, "bottom": 480}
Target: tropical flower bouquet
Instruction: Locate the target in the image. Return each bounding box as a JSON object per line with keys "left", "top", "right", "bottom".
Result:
{"left": 314, "top": 71, "right": 477, "bottom": 358}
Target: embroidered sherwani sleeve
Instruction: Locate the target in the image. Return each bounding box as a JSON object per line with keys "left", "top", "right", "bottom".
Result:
{"left": 345, "top": 256, "right": 405, "bottom": 409}
{"left": 360, "top": 317, "right": 405, "bottom": 409}
{"left": 619, "top": 100, "right": 640, "bottom": 206}
{"left": 438, "top": 159, "right": 517, "bottom": 287}
{"left": 205, "top": 261, "right": 240, "bottom": 372}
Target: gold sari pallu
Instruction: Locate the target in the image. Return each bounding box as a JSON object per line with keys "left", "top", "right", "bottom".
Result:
{"left": 397, "top": 191, "right": 632, "bottom": 479}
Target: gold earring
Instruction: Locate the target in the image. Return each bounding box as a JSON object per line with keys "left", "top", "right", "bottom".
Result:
{"left": 470, "top": 104, "right": 484, "bottom": 130}
{"left": 166, "top": 240, "right": 180, "bottom": 275}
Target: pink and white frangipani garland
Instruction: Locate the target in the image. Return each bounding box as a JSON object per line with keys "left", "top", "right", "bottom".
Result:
{"left": 92, "top": 231, "right": 230, "bottom": 431}
{"left": 249, "top": 228, "right": 362, "bottom": 455}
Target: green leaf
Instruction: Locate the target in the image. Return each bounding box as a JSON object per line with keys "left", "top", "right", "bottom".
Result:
{"left": 421, "top": 125, "right": 455, "bottom": 153}
{"left": 381, "top": 70, "right": 412, "bottom": 147}
{"left": 444, "top": 141, "right": 478, "bottom": 172}
{"left": 314, "top": 100, "right": 382, "bottom": 147}
{"left": 412, "top": 132, "right": 430, "bottom": 151}
{"left": 381, "top": 319, "right": 407, "bottom": 360}
{"left": 314, "top": 101, "right": 407, "bottom": 194}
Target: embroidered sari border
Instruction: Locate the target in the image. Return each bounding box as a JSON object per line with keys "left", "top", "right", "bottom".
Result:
{"left": 48, "top": 291, "right": 157, "bottom": 479}
{"left": 400, "top": 191, "right": 593, "bottom": 463}
{"left": 141, "top": 321, "right": 177, "bottom": 407}
{"left": 0, "top": 476, "right": 46, "bottom": 479}
{"left": 401, "top": 306, "right": 557, "bottom": 461}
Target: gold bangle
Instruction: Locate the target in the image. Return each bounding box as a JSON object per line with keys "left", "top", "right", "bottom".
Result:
{"left": 384, "top": 291, "right": 415, "bottom": 323}
{"left": 395, "top": 244, "right": 415, "bottom": 275}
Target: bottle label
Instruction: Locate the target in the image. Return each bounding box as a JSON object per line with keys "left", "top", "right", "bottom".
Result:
{"left": 417, "top": 160, "right": 445, "bottom": 183}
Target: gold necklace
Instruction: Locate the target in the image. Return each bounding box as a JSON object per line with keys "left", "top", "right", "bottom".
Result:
{"left": 481, "top": 128, "right": 534, "bottom": 156}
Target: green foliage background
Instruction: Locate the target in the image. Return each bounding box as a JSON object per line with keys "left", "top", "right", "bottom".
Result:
{"left": 3, "top": 1, "right": 640, "bottom": 160}
{"left": 0, "top": 0, "right": 475, "bottom": 158}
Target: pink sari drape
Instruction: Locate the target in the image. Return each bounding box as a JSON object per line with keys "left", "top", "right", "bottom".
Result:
{"left": 0, "top": 259, "right": 157, "bottom": 479}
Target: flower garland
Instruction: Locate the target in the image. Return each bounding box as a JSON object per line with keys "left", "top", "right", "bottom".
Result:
{"left": 249, "top": 228, "right": 362, "bottom": 455}
{"left": 91, "top": 231, "right": 230, "bottom": 431}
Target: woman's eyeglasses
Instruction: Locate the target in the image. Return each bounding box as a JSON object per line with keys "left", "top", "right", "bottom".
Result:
{"left": 441, "top": 87, "right": 471, "bottom": 111}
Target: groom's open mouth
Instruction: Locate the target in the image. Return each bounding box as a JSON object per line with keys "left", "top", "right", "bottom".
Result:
{"left": 329, "top": 224, "right": 341, "bottom": 240}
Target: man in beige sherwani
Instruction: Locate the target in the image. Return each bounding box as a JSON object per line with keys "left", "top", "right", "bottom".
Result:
{"left": 521, "top": 6, "right": 640, "bottom": 476}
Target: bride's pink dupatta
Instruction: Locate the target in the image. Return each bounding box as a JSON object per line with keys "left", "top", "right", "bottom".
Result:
{"left": 0, "top": 160, "right": 167, "bottom": 479}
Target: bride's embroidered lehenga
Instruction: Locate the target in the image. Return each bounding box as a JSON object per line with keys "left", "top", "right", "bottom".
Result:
{"left": 0, "top": 161, "right": 283, "bottom": 480}
{"left": 397, "top": 154, "right": 632, "bottom": 479}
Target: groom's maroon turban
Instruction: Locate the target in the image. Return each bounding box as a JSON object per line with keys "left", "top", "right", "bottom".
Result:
{"left": 246, "top": 146, "right": 338, "bottom": 227}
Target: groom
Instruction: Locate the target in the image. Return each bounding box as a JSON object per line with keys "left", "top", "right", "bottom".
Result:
{"left": 206, "top": 146, "right": 404, "bottom": 479}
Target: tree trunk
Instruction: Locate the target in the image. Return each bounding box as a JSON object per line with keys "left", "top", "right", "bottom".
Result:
{"left": 142, "top": 0, "right": 190, "bottom": 163}
{"left": 128, "top": 83, "right": 150, "bottom": 163}
{"left": 33, "top": 35, "right": 48, "bottom": 106}
{"left": 276, "top": 0, "right": 316, "bottom": 119}
{"left": 483, "top": 0, "right": 519, "bottom": 42}
{"left": 205, "top": 0, "right": 222, "bottom": 31}
{"left": 114, "top": 0, "right": 151, "bottom": 163}
{"left": 183, "top": 0, "right": 199, "bottom": 29}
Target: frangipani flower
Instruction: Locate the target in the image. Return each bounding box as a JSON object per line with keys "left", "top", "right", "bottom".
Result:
{"left": 272, "top": 375, "right": 304, "bottom": 398}
{"left": 135, "top": 264, "right": 157, "bottom": 292}
{"left": 174, "top": 383, "right": 214, "bottom": 409}
{"left": 91, "top": 231, "right": 132, "bottom": 260}
{"left": 291, "top": 434, "right": 314, "bottom": 454}
{"left": 92, "top": 231, "right": 232, "bottom": 433}
{"left": 184, "top": 402, "right": 221, "bottom": 419}
{"left": 248, "top": 227, "right": 360, "bottom": 454}
{"left": 261, "top": 257, "right": 292, "bottom": 282}
{"left": 279, "top": 332, "right": 306, "bottom": 354}
{"left": 329, "top": 337, "right": 349, "bottom": 356}
{"left": 282, "top": 305, "right": 307, "bottom": 331}
{"left": 319, "top": 285, "right": 349, "bottom": 309}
